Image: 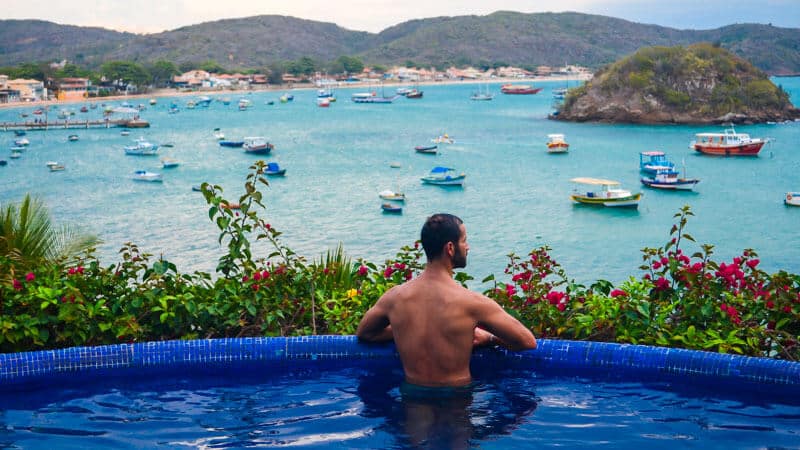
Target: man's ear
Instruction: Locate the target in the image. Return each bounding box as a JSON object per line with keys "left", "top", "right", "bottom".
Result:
{"left": 445, "top": 241, "right": 455, "bottom": 256}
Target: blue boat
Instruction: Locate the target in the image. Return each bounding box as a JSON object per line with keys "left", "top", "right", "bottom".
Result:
{"left": 381, "top": 202, "right": 402, "bottom": 214}
{"left": 265, "top": 162, "right": 286, "bottom": 176}
{"left": 219, "top": 140, "right": 244, "bottom": 148}
{"left": 640, "top": 151, "right": 675, "bottom": 174}
{"left": 421, "top": 166, "right": 466, "bottom": 186}
{"left": 641, "top": 167, "right": 700, "bottom": 191}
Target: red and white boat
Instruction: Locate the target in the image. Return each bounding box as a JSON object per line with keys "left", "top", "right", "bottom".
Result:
{"left": 501, "top": 84, "right": 542, "bottom": 95}
{"left": 691, "top": 125, "right": 768, "bottom": 156}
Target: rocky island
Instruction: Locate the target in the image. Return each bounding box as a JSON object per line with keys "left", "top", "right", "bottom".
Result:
{"left": 553, "top": 43, "right": 800, "bottom": 124}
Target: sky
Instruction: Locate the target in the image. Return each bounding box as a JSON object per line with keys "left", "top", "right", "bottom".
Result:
{"left": 5, "top": 0, "right": 799, "bottom": 34}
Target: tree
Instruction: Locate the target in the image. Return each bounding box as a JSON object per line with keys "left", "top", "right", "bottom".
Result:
{"left": 337, "top": 56, "right": 364, "bottom": 75}
{"left": 100, "top": 61, "right": 150, "bottom": 91}
{"left": 149, "top": 60, "right": 179, "bottom": 88}
{"left": 0, "top": 195, "right": 101, "bottom": 275}
{"left": 12, "top": 62, "right": 47, "bottom": 81}
{"left": 266, "top": 61, "right": 286, "bottom": 85}
{"left": 54, "top": 64, "right": 91, "bottom": 79}
{"left": 199, "top": 60, "right": 226, "bottom": 74}
{"left": 287, "top": 57, "right": 317, "bottom": 77}
{"left": 178, "top": 61, "right": 196, "bottom": 73}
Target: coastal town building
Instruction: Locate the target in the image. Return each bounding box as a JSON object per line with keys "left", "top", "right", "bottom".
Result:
{"left": 54, "top": 77, "right": 89, "bottom": 101}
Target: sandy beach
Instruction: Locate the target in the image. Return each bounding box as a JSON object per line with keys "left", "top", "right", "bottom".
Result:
{"left": 0, "top": 74, "right": 591, "bottom": 111}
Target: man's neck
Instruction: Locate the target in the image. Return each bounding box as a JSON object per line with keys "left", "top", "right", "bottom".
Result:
{"left": 423, "top": 259, "right": 455, "bottom": 279}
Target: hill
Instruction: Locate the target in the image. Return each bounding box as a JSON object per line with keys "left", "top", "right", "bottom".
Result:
{"left": 0, "top": 12, "right": 799, "bottom": 75}
{"left": 553, "top": 43, "right": 799, "bottom": 124}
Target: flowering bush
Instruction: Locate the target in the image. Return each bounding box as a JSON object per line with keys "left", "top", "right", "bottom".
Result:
{"left": 2, "top": 167, "right": 798, "bottom": 361}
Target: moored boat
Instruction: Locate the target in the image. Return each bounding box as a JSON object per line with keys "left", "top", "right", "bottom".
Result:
{"left": 379, "top": 190, "right": 405, "bottom": 201}
{"left": 48, "top": 163, "right": 65, "bottom": 172}
{"left": 381, "top": 203, "right": 403, "bottom": 214}
{"left": 546, "top": 134, "right": 569, "bottom": 153}
{"left": 243, "top": 137, "right": 273, "bottom": 154}
{"left": 570, "top": 177, "right": 642, "bottom": 208}
{"left": 405, "top": 89, "right": 423, "bottom": 99}
{"left": 68, "top": 134, "right": 79, "bottom": 142}
{"left": 264, "top": 162, "right": 286, "bottom": 176}
{"left": 786, "top": 192, "right": 800, "bottom": 206}
{"left": 14, "top": 138, "right": 30, "bottom": 146}
{"left": 640, "top": 168, "right": 699, "bottom": 191}
{"left": 213, "top": 128, "right": 225, "bottom": 140}
{"left": 161, "top": 157, "right": 180, "bottom": 168}
{"left": 415, "top": 145, "right": 438, "bottom": 154}
{"left": 501, "top": 84, "right": 542, "bottom": 95}
{"left": 124, "top": 138, "right": 159, "bottom": 156}
{"left": 639, "top": 151, "right": 675, "bottom": 173}
{"left": 219, "top": 140, "right": 245, "bottom": 148}
{"left": 132, "top": 170, "right": 163, "bottom": 182}
{"left": 431, "top": 134, "right": 454, "bottom": 144}
{"left": 691, "top": 125, "right": 768, "bottom": 156}
{"left": 421, "top": 167, "right": 466, "bottom": 186}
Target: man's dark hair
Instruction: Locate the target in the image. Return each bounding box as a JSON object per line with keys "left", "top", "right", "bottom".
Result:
{"left": 420, "top": 213, "right": 464, "bottom": 261}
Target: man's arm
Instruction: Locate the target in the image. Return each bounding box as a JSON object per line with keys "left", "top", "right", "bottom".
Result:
{"left": 356, "top": 299, "right": 394, "bottom": 342}
{"left": 474, "top": 295, "right": 537, "bottom": 351}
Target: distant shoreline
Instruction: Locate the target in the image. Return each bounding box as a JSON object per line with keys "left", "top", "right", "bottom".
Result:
{"left": 0, "top": 74, "right": 591, "bottom": 111}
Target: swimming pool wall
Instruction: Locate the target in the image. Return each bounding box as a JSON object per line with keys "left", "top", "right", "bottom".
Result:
{"left": 1, "top": 337, "right": 798, "bottom": 393}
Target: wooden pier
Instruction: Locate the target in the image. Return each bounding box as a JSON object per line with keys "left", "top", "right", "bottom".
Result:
{"left": 1, "top": 118, "right": 149, "bottom": 131}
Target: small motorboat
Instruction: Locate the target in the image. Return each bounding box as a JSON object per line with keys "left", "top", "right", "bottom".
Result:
{"left": 431, "top": 134, "right": 454, "bottom": 144}
{"left": 243, "top": 137, "right": 273, "bottom": 154}
{"left": 68, "top": 134, "right": 79, "bottom": 142}
{"left": 381, "top": 203, "right": 403, "bottom": 214}
{"left": 405, "top": 89, "right": 423, "bottom": 99}
{"left": 132, "top": 170, "right": 163, "bottom": 182}
{"left": 570, "top": 177, "right": 642, "bottom": 208}
{"left": 379, "top": 190, "right": 405, "bottom": 202}
{"left": 124, "top": 137, "right": 159, "bottom": 156}
{"left": 415, "top": 145, "right": 438, "bottom": 154}
{"left": 264, "top": 162, "right": 286, "bottom": 176}
{"left": 9, "top": 151, "right": 21, "bottom": 159}
{"left": 213, "top": 128, "right": 225, "bottom": 140}
{"left": 14, "top": 138, "right": 30, "bottom": 146}
{"left": 546, "top": 134, "right": 569, "bottom": 153}
{"left": 120, "top": 130, "right": 130, "bottom": 136}
{"left": 161, "top": 157, "right": 180, "bottom": 168}
{"left": 48, "top": 163, "right": 65, "bottom": 172}
{"left": 786, "top": 192, "right": 800, "bottom": 207}
{"left": 219, "top": 140, "right": 245, "bottom": 148}
{"left": 421, "top": 167, "right": 466, "bottom": 186}
{"left": 641, "top": 168, "right": 699, "bottom": 191}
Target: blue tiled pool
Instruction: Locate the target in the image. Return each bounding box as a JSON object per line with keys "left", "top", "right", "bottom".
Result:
{"left": 1, "top": 337, "right": 799, "bottom": 447}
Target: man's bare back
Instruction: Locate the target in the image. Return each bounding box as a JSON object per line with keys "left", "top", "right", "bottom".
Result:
{"left": 357, "top": 214, "right": 536, "bottom": 387}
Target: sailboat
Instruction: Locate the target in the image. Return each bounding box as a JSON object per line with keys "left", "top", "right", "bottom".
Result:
{"left": 471, "top": 81, "right": 494, "bottom": 101}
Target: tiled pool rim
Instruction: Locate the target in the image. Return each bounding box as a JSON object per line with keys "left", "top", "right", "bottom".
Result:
{"left": 1, "top": 337, "right": 798, "bottom": 391}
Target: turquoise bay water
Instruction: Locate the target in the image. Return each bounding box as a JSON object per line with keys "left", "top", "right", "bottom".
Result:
{"left": 1, "top": 78, "right": 799, "bottom": 285}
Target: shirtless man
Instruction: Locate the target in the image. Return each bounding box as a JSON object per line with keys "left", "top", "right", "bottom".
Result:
{"left": 356, "top": 213, "right": 537, "bottom": 388}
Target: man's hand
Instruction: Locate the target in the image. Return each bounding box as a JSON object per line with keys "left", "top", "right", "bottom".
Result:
{"left": 473, "top": 327, "right": 496, "bottom": 347}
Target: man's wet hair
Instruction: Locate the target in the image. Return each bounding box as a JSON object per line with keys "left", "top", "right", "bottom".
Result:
{"left": 420, "top": 213, "right": 464, "bottom": 261}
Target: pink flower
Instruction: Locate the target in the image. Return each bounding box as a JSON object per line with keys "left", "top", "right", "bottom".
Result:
{"left": 393, "top": 262, "right": 406, "bottom": 270}
{"left": 660, "top": 257, "right": 669, "bottom": 265}
{"left": 654, "top": 277, "right": 670, "bottom": 291}
{"left": 384, "top": 267, "right": 394, "bottom": 278}
{"left": 68, "top": 267, "right": 76, "bottom": 275}
{"left": 261, "top": 270, "right": 270, "bottom": 279}
{"left": 358, "top": 265, "right": 368, "bottom": 276}
{"left": 505, "top": 284, "right": 517, "bottom": 297}
{"left": 25, "top": 272, "right": 35, "bottom": 282}
{"left": 746, "top": 259, "right": 760, "bottom": 269}
{"left": 610, "top": 289, "right": 627, "bottom": 298}
{"left": 556, "top": 303, "right": 566, "bottom": 312}
{"left": 652, "top": 261, "right": 662, "bottom": 270}
{"left": 733, "top": 257, "right": 742, "bottom": 266}
{"left": 13, "top": 279, "right": 23, "bottom": 291}
{"left": 546, "top": 291, "right": 566, "bottom": 305}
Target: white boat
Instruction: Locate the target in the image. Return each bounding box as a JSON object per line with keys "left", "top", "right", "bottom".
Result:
{"left": 432, "top": 134, "right": 455, "bottom": 144}
{"left": 14, "top": 138, "right": 30, "bottom": 146}
{"left": 379, "top": 189, "right": 406, "bottom": 201}
{"left": 132, "top": 170, "right": 163, "bottom": 182}
{"left": 213, "top": 128, "right": 225, "bottom": 140}
{"left": 67, "top": 134, "right": 79, "bottom": 142}
{"left": 238, "top": 99, "right": 252, "bottom": 110}
{"left": 161, "top": 157, "right": 180, "bottom": 168}
{"left": 546, "top": 134, "right": 569, "bottom": 153}
{"left": 786, "top": 192, "right": 800, "bottom": 206}
{"left": 471, "top": 83, "right": 494, "bottom": 101}
{"left": 9, "top": 151, "right": 21, "bottom": 159}
{"left": 243, "top": 137, "right": 273, "bottom": 154}
{"left": 421, "top": 167, "right": 466, "bottom": 186}
{"left": 48, "top": 163, "right": 65, "bottom": 172}
{"left": 120, "top": 130, "right": 130, "bottom": 136}
{"left": 124, "top": 137, "right": 159, "bottom": 156}
{"left": 570, "top": 177, "right": 642, "bottom": 208}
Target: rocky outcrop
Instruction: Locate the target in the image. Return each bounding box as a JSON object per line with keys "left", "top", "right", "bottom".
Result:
{"left": 553, "top": 43, "right": 800, "bottom": 124}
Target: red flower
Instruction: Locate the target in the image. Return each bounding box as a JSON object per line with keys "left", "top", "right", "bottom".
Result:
{"left": 358, "top": 265, "right": 368, "bottom": 276}
{"left": 393, "top": 262, "right": 406, "bottom": 270}
{"left": 13, "top": 279, "right": 23, "bottom": 291}
{"left": 766, "top": 300, "right": 775, "bottom": 309}
{"left": 25, "top": 272, "right": 35, "bottom": 282}
{"left": 652, "top": 261, "right": 662, "bottom": 270}
{"left": 261, "top": 270, "right": 270, "bottom": 279}
{"left": 253, "top": 272, "right": 262, "bottom": 281}
{"left": 323, "top": 268, "right": 330, "bottom": 275}
{"left": 746, "top": 259, "right": 760, "bottom": 269}
{"left": 654, "top": 277, "right": 670, "bottom": 291}
{"left": 77, "top": 266, "right": 84, "bottom": 274}
{"left": 404, "top": 271, "right": 413, "bottom": 281}
{"left": 505, "top": 284, "right": 517, "bottom": 297}
{"left": 610, "top": 289, "right": 627, "bottom": 298}
{"left": 242, "top": 275, "right": 249, "bottom": 282}
{"left": 660, "top": 257, "right": 669, "bottom": 265}
{"left": 384, "top": 267, "right": 394, "bottom": 278}
{"left": 546, "top": 291, "right": 565, "bottom": 305}
{"left": 783, "top": 305, "right": 792, "bottom": 314}
{"left": 733, "top": 257, "right": 742, "bottom": 266}
{"left": 251, "top": 284, "right": 260, "bottom": 292}
{"left": 265, "top": 223, "right": 271, "bottom": 230}
{"left": 68, "top": 267, "right": 76, "bottom": 275}
{"left": 556, "top": 303, "right": 566, "bottom": 312}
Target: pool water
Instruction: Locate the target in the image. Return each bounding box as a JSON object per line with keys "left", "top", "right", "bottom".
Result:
{"left": 2, "top": 364, "right": 798, "bottom": 448}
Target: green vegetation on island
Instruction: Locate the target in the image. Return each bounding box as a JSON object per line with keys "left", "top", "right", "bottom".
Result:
{"left": 555, "top": 43, "right": 800, "bottom": 124}
{"left": 2, "top": 163, "right": 798, "bottom": 361}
